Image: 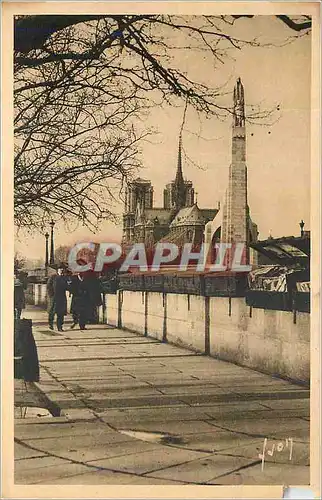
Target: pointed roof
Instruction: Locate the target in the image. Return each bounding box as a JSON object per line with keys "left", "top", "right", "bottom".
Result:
{"left": 175, "top": 133, "right": 184, "bottom": 185}
{"left": 170, "top": 204, "right": 205, "bottom": 227}
{"left": 172, "top": 132, "right": 187, "bottom": 210}
{"left": 144, "top": 208, "right": 173, "bottom": 225}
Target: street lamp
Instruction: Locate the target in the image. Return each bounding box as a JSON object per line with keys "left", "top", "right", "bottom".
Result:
{"left": 45, "top": 232, "right": 49, "bottom": 273}
{"left": 49, "top": 220, "right": 55, "bottom": 265}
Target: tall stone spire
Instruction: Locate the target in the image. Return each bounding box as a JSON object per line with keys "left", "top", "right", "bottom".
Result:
{"left": 175, "top": 133, "right": 184, "bottom": 184}
{"left": 233, "top": 77, "right": 245, "bottom": 127}
{"left": 173, "top": 132, "right": 186, "bottom": 210}
{"left": 163, "top": 127, "right": 195, "bottom": 210}
{"left": 221, "top": 77, "right": 249, "bottom": 262}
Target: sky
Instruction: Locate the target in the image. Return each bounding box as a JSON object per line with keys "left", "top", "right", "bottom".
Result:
{"left": 15, "top": 15, "right": 311, "bottom": 262}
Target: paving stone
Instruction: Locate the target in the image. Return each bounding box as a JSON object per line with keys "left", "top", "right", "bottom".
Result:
{"left": 258, "top": 399, "right": 310, "bottom": 410}
{"left": 25, "top": 435, "right": 162, "bottom": 463}
{"left": 88, "top": 447, "right": 209, "bottom": 474}
{"left": 152, "top": 381, "right": 226, "bottom": 392}
{"left": 15, "top": 461, "right": 91, "bottom": 485}
{"left": 68, "top": 381, "right": 152, "bottom": 392}
{"left": 174, "top": 392, "right": 262, "bottom": 405}
{"left": 47, "top": 360, "right": 117, "bottom": 368}
{"left": 207, "top": 417, "right": 309, "bottom": 442}
{"left": 157, "top": 385, "right": 231, "bottom": 396}
{"left": 116, "top": 419, "right": 217, "bottom": 435}
{"left": 100, "top": 406, "right": 214, "bottom": 425}
{"left": 47, "top": 370, "right": 125, "bottom": 379}
{"left": 63, "top": 408, "right": 97, "bottom": 420}
{"left": 66, "top": 332, "right": 135, "bottom": 340}
{"left": 118, "top": 367, "right": 184, "bottom": 375}
{"left": 189, "top": 401, "right": 265, "bottom": 412}
{"left": 228, "top": 384, "right": 309, "bottom": 394}
{"left": 60, "top": 373, "right": 128, "bottom": 381}
{"left": 132, "top": 375, "right": 204, "bottom": 386}
{"left": 36, "top": 390, "right": 81, "bottom": 403}
{"left": 78, "top": 441, "right": 163, "bottom": 463}
{"left": 165, "top": 432, "right": 263, "bottom": 454}
{"left": 207, "top": 462, "right": 310, "bottom": 485}
{"left": 14, "top": 442, "right": 47, "bottom": 460}
{"left": 87, "top": 388, "right": 165, "bottom": 398}
{"left": 15, "top": 420, "right": 114, "bottom": 440}
{"left": 39, "top": 469, "right": 185, "bottom": 485}
{"left": 41, "top": 351, "right": 147, "bottom": 362}
{"left": 66, "top": 377, "right": 150, "bottom": 394}
{"left": 34, "top": 381, "right": 63, "bottom": 393}
{"left": 203, "top": 406, "right": 309, "bottom": 420}
{"left": 14, "top": 455, "right": 67, "bottom": 472}
{"left": 87, "top": 395, "right": 189, "bottom": 409}
{"left": 24, "top": 427, "right": 132, "bottom": 452}
{"left": 148, "top": 453, "right": 255, "bottom": 484}
{"left": 53, "top": 399, "right": 90, "bottom": 410}
{"left": 15, "top": 416, "right": 69, "bottom": 426}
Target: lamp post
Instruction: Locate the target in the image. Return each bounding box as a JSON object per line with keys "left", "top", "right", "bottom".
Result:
{"left": 299, "top": 220, "right": 305, "bottom": 238}
{"left": 49, "top": 220, "right": 55, "bottom": 265}
{"left": 45, "top": 232, "right": 49, "bottom": 275}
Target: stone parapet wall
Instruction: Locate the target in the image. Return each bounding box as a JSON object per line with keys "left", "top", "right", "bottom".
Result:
{"left": 109, "top": 289, "right": 310, "bottom": 384}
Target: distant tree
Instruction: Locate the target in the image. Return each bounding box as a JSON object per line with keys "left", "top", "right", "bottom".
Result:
{"left": 54, "top": 245, "right": 72, "bottom": 264}
{"left": 34, "top": 257, "right": 45, "bottom": 268}
{"left": 14, "top": 251, "right": 26, "bottom": 271}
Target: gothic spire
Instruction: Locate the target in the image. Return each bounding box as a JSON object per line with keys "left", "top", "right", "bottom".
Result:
{"left": 233, "top": 77, "right": 245, "bottom": 127}
{"left": 173, "top": 132, "right": 186, "bottom": 210}
{"left": 175, "top": 132, "right": 184, "bottom": 185}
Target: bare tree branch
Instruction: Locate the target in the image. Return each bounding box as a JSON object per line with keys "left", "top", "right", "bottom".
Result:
{"left": 14, "top": 14, "right": 304, "bottom": 231}
{"left": 276, "top": 15, "right": 312, "bottom": 32}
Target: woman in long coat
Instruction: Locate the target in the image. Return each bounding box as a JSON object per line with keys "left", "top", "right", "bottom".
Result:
{"left": 70, "top": 273, "right": 91, "bottom": 330}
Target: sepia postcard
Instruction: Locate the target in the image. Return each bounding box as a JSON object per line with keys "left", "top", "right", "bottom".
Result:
{"left": 1, "top": 1, "right": 321, "bottom": 499}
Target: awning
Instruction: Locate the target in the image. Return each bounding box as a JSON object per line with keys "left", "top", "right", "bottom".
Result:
{"left": 250, "top": 236, "right": 309, "bottom": 267}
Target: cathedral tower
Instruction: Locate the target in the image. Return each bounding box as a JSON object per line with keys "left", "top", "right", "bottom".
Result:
{"left": 122, "top": 178, "right": 153, "bottom": 244}
{"left": 173, "top": 135, "right": 186, "bottom": 210}
{"left": 163, "top": 134, "right": 195, "bottom": 210}
{"left": 221, "top": 77, "right": 249, "bottom": 261}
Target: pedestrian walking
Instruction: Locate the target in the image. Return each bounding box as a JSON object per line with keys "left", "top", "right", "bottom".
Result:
{"left": 14, "top": 271, "right": 25, "bottom": 320}
{"left": 70, "top": 273, "right": 91, "bottom": 330}
{"left": 46, "top": 265, "right": 69, "bottom": 331}
{"left": 86, "top": 271, "right": 103, "bottom": 324}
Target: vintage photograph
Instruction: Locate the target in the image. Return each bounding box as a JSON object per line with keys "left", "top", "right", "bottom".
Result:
{"left": 3, "top": 3, "right": 319, "bottom": 494}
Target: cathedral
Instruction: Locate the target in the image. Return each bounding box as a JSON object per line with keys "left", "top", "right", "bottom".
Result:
{"left": 122, "top": 78, "right": 258, "bottom": 264}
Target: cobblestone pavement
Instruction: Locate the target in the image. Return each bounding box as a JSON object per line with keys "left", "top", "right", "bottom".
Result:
{"left": 14, "top": 306, "right": 310, "bottom": 485}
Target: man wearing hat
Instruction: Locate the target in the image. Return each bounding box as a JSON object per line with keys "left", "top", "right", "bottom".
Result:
{"left": 14, "top": 269, "right": 25, "bottom": 320}
{"left": 46, "top": 264, "right": 69, "bottom": 331}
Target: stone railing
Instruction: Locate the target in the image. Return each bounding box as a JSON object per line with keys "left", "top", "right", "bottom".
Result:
{"left": 119, "top": 272, "right": 248, "bottom": 297}
{"left": 118, "top": 272, "right": 309, "bottom": 313}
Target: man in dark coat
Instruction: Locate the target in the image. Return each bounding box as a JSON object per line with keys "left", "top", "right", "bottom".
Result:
{"left": 46, "top": 265, "right": 69, "bottom": 331}
{"left": 86, "top": 271, "right": 103, "bottom": 324}
{"left": 70, "top": 273, "right": 91, "bottom": 330}
{"left": 14, "top": 271, "right": 25, "bottom": 320}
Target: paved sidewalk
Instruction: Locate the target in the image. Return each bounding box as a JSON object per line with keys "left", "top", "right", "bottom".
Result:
{"left": 14, "top": 306, "right": 310, "bottom": 485}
